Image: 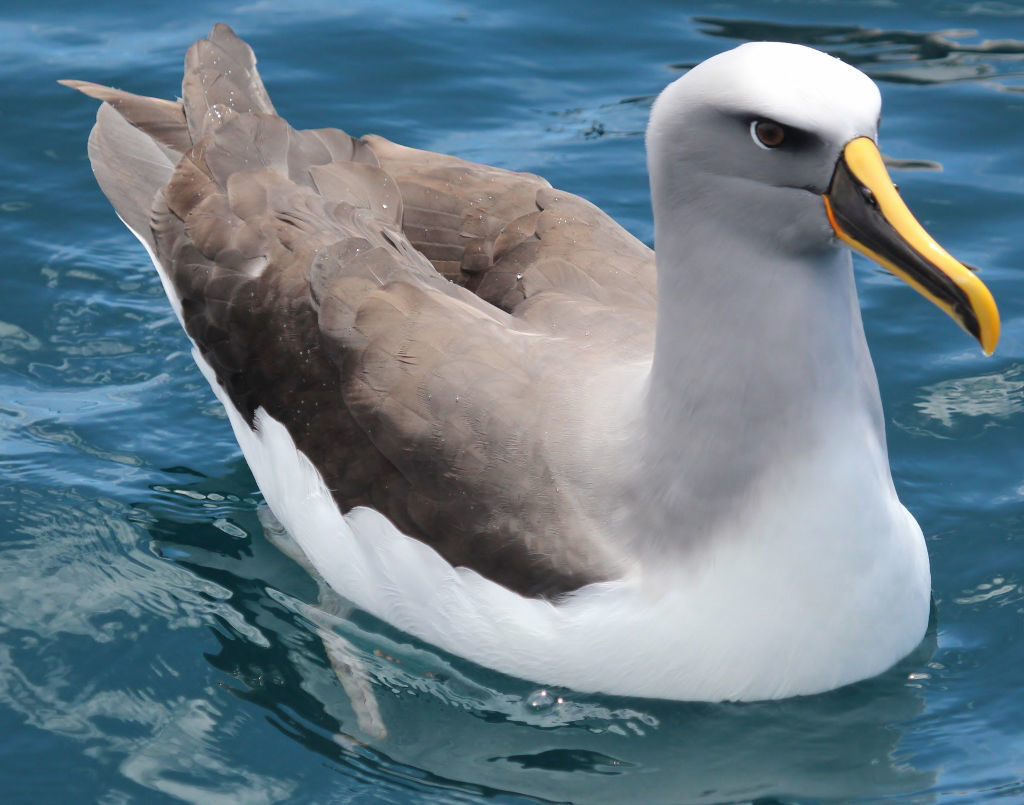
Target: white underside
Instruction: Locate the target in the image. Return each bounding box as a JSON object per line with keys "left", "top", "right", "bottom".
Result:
{"left": 133, "top": 222, "right": 931, "bottom": 701}
{"left": 192, "top": 348, "right": 928, "bottom": 701}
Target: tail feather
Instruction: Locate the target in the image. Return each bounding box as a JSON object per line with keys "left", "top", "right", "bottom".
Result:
{"left": 60, "top": 23, "right": 272, "bottom": 250}
{"left": 182, "top": 23, "right": 276, "bottom": 143}
{"left": 62, "top": 24, "right": 374, "bottom": 253}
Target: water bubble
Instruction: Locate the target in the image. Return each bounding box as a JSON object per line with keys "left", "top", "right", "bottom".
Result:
{"left": 525, "top": 689, "right": 564, "bottom": 711}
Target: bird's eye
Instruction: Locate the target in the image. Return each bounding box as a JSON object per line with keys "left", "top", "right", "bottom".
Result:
{"left": 751, "top": 119, "right": 786, "bottom": 149}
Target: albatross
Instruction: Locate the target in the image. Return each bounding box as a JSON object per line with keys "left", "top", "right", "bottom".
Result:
{"left": 63, "top": 24, "right": 999, "bottom": 701}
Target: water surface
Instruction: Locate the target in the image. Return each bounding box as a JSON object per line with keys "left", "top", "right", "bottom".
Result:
{"left": 2, "top": 0, "right": 1024, "bottom": 802}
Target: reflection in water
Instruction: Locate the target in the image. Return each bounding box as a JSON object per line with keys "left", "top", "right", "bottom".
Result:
{"left": 953, "top": 575, "right": 1021, "bottom": 607}
{"left": 688, "top": 17, "right": 1024, "bottom": 88}
{"left": 118, "top": 696, "right": 295, "bottom": 805}
{"left": 915, "top": 365, "right": 1024, "bottom": 429}
{"left": 496, "top": 749, "right": 634, "bottom": 774}
{"left": 244, "top": 582, "right": 937, "bottom": 803}
{"left": 0, "top": 491, "right": 292, "bottom": 803}
{"left": 0, "top": 489, "right": 259, "bottom": 643}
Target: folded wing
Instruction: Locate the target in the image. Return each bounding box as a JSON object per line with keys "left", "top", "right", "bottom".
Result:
{"left": 65, "top": 23, "right": 655, "bottom": 597}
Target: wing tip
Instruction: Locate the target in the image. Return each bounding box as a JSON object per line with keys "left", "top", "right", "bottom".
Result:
{"left": 58, "top": 78, "right": 106, "bottom": 97}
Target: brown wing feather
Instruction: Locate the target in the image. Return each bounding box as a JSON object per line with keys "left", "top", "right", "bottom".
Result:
{"left": 367, "top": 135, "right": 656, "bottom": 320}
{"left": 66, "top": 23, "right": 646, "bottom": 597}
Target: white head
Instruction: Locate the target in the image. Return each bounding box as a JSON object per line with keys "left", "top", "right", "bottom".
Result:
{"left": 644, "top": 41, "right": 998, "bottom": 353}
{"left": 651, "top": 42, "right": 881, "bottom": 148}
{"left": 647, "top": 42, "right": 881, "bottom": 256}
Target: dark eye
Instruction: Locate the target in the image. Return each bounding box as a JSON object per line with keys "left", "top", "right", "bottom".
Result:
{"left": 751, "top": 119, "right": 786, "bottom": 149}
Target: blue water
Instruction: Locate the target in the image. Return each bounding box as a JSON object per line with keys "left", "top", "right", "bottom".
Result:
{"left": 2, "top": 0, "right": 1023, "bottom": 802}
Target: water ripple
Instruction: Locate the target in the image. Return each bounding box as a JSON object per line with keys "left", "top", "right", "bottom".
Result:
{"left": 0, "top": 490, "right": 265, "bottom": 645}
{"left": 689, "top": 17, "right": 1024, "bottom": 88}
{"left": 914, "top": 364, "right": 1024, "bottom": 430}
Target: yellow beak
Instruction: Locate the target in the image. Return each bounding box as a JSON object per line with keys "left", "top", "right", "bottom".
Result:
{"left": 823, "top": 137, "right": 1000, "bottom": 355}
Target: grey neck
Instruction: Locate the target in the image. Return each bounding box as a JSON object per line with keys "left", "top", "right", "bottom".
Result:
{"left": 630, "top": 195, "right": 889, "bottom": 549}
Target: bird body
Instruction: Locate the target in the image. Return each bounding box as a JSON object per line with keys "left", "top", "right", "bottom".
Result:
{"left": 208, "top": 362, "right": 929, "bottom": 700}
{"left": 64, "top": 25, "right": 997, "bottom": 700}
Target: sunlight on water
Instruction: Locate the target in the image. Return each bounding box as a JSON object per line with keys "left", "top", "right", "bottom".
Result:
{"left": 915, "top": 364, "right": 1024, "bottom": 429}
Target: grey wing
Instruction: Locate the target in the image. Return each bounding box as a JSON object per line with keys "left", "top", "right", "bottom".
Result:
{"left": 66, "top": 23, "right": 642, "bottom": 597}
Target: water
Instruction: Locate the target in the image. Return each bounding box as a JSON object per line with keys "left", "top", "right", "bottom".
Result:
{"left": 3, "top": 0, "right": 1024, "bottom": 801}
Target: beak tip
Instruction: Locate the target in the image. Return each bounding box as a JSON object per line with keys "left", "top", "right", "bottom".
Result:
{"left": 976, "top": 320, "right": 999, "bottom": 356}
{"left": 971, "top": 285, "right": 1001, "bottom": 357}
{"left": 827, "top": 138, "right": 1001, "bottom": 358}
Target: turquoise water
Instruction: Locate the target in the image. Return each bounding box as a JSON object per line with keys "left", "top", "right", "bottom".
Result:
{"left": 3, "top": 0, "right": 1024, "bottom": 801}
